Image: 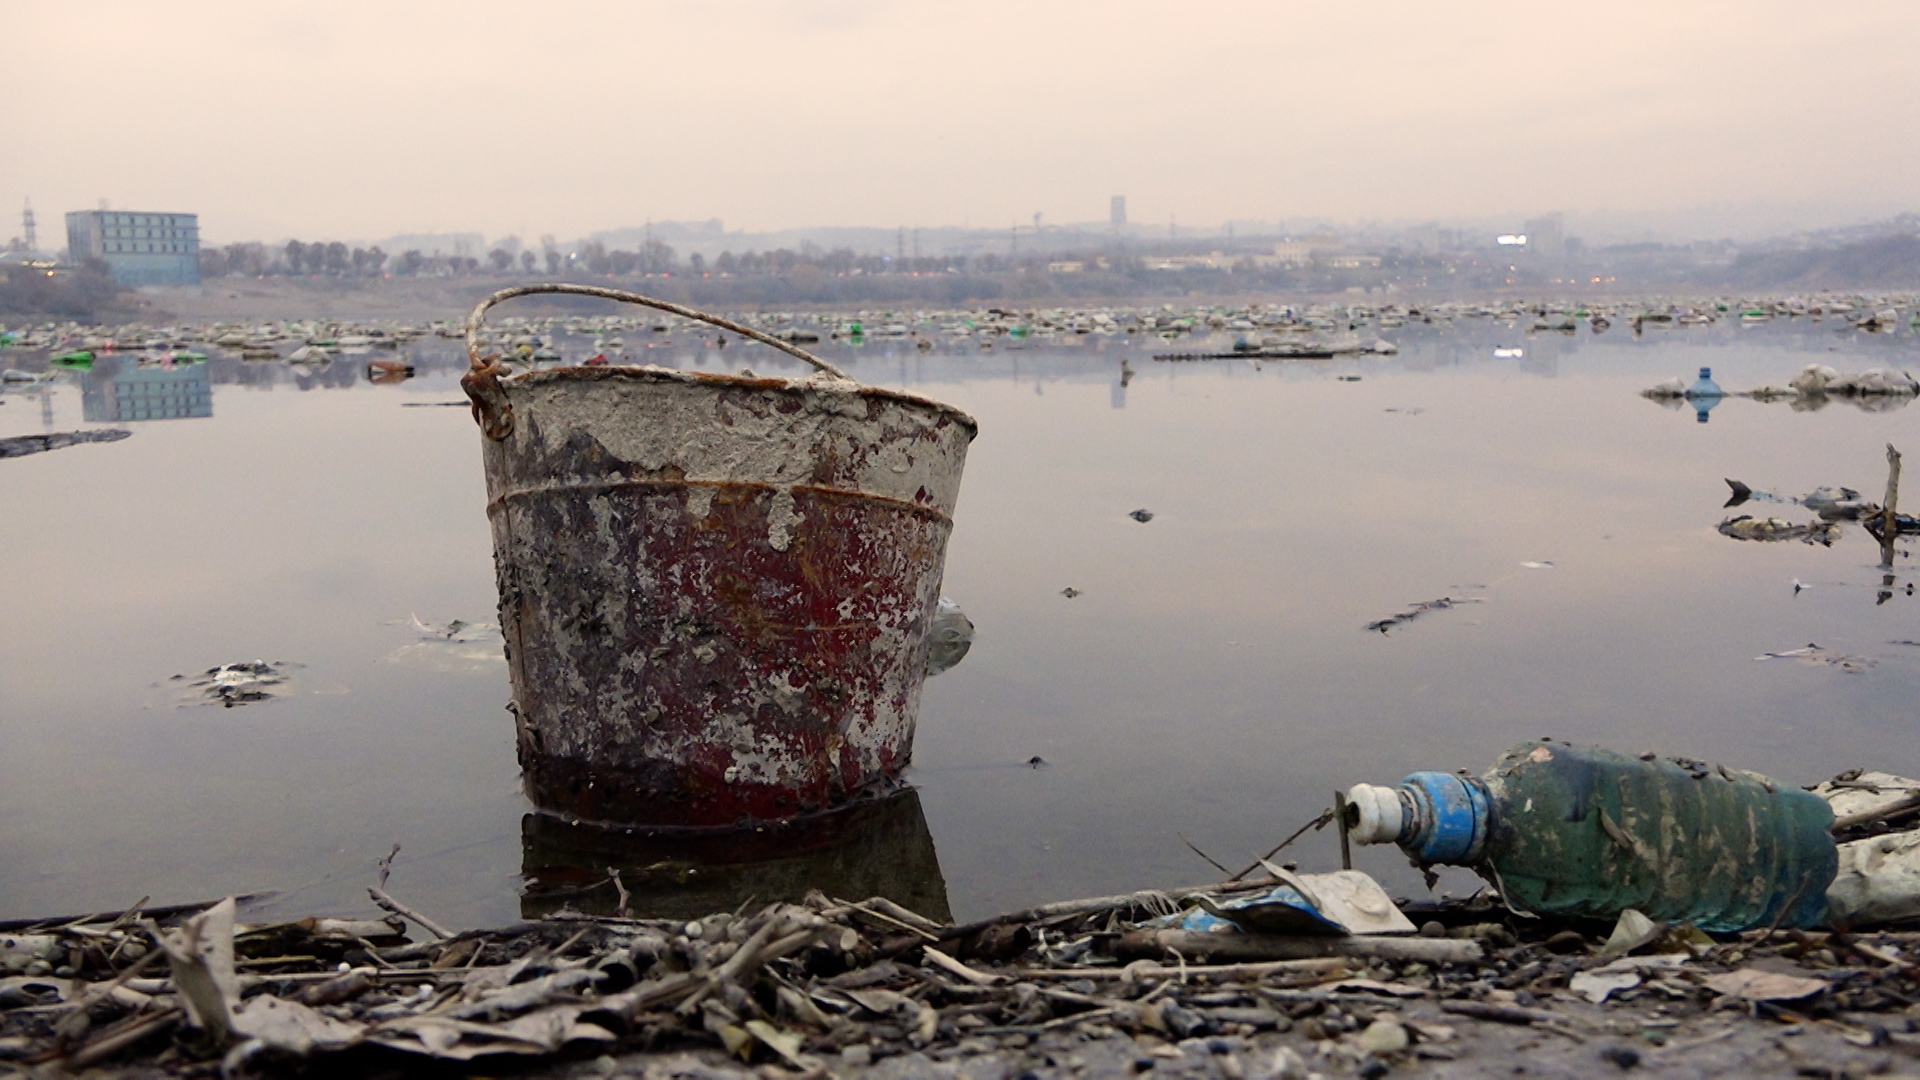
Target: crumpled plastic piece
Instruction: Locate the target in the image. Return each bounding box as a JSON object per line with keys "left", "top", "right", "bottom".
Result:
{"left": 231, "top": 995, "right": 364, "bottom": 1055}
{"left": 367, "top": 1005, "right": 616, "bottom": 1060}
{"left": 1161, "top": 869, "right": 1416, "bottom": 936}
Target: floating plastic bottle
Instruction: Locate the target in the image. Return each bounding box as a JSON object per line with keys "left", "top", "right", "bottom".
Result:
{"left": 1686, "top": 367, "right": 1724, "bottom": 422}
{"left": 1346, "top": 740, "right": 1836, "bottom": 931}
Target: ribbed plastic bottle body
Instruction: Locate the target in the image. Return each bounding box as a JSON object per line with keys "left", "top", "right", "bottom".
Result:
{"left": 1481, "top": 742, "right": 1835, "bottom": 931}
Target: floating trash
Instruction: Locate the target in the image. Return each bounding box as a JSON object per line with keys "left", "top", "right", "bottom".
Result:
{"left": 924, "top": 597, "right": 974, "bottom": 677}
{"left": 1365, "top": 595, "right": 1484, "bottom": 635}
{"left": 1717, "top": 516, "right": 1842, "bottom": 545}
{"left": 1756, "top": 644, "right": 1876, "bottom": 672}
{"left": 0, "top": 429, "right": 130, "bottom": 460}
{"left": 174, "top": 661, "right": 295, "bottom": 708}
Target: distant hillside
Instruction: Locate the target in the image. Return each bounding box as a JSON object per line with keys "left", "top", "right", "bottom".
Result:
{"left": 1724, "top": 233, "right": 1920, "bottom": 289}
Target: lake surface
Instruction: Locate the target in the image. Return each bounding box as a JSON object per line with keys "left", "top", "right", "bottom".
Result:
{"left": 5, "top": 314, "right": 1920, "bottom": 928}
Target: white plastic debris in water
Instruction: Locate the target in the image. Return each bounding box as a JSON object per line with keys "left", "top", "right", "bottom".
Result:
{"left": 925, "top": 596, "right": 974, "bottom": 677}
{"left": 1790, "top": 364, "right": 1841, "bottom": 395}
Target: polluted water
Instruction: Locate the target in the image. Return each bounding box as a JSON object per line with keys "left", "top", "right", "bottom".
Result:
{"left": 11, "top": 295, "right": 1920, "bottom": 1074}
{"left": 4, "top": 295, "right": 1920, "bottom": 932}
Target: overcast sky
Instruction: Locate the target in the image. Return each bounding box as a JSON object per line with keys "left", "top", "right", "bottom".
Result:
{"left": 8, "top": 0, "right": 1918, "bottom": 245}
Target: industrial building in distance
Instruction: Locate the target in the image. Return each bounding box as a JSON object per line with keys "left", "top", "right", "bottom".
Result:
{"left": 65, "top": 209, "right": 201, "bottom": 286}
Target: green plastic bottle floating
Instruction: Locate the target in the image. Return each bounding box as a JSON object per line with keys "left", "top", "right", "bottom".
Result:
{"left": 1346, "top": 740, "right": 1837, "bottom": 932}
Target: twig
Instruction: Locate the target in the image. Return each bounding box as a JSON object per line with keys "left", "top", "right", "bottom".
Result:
{"left": 61, "top": 1009, "right": 182, "bottom": 1069}
{"left": 367, "top": 887, "right": 453, "bottom": 940}
{"left": 1003, "top": 957, "right": 1346, "bottom": 981}
{"left": 975, "top": 1006, "right": 1117, "bottom": 1035}
{"left": 352, "top": 937, "right": 400, "bottom": 970}
{"left": 1178, "top": 834, "right": 1232, "bottom": 876}
{"left": 838, "top": 899, "right": 939, "bottom": 941}
{"left": 1335, "top": 791, "right": 1353, "bottom": 871}
{"left": 887, "top": 875, "right": 1284, "bottom": 959}
{"left": 1833, "top": 793, "right": 1920, "bottom": 833}
{"left": 1440, "top": 1000, "right": 1565, "bottom": 1025}
{"left": 1882, "top": 443, "right": 1902, "bottom": 570}
{"left": 376, "top": 843, "right": 401, "bottom": 890}
{"left": 0, "top": 895, "right": 270, "bottom": 935}
{"left": 1229, "top": 809, "right": 1336, "bottom": 882}
{"left": 608, "top": 868, "right": 631, "bottom": 918}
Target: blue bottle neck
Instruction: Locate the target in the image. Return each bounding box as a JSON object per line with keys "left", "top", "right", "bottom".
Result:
{"left": 1399, "top": 771, "right": 1492, "bottom": 865}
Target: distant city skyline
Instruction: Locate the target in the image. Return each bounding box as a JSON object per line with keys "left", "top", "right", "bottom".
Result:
{"left": 9, "top": 1, "right": 1916, "bottom": 248}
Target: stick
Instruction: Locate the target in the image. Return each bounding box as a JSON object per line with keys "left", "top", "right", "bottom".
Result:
{"left": 1229, "top": 809, "right": 1336, "bottom": 882}
{"left": 838, "top": 899, "right": 938, "bottom": 941}
{"left": 1882, "top": 443, "right": 1902, "bottom": 569}
{"left": 0, "top": 895, "right": 272, "bottom": 935}
{"left": 1439, "top": 1000, "right": 1563, "bottom": 1025}
{"left": 367, "top": 887, "right": 453, "bottom": 940}
{"left": 1007, "top": 957, "right": 1350, "bottom": 981}
{"left": 1179, "top": 834, "right": 1232, "bottom": 877}
{"left": 61, "top": 1009, "right": 182, "bottom": 1070}
{"left": 1832, "top": 793, "right": 1920, "bottom": 833}
{"left": 906, "top": 876, "right": 1282, "bottom": 941}
{"left": 1335, "top": 791, "right": 1354, "bottom": 871}
{"left": 920, "top": 946, "right": 1000, "bottom": 986}
{"left": 1117, "top": 929, "right": 1482, "bottom": 965}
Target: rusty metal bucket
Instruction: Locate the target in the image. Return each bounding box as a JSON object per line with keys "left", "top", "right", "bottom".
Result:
{"left": 461, "top": 285, "right": 976, "bottom": 828}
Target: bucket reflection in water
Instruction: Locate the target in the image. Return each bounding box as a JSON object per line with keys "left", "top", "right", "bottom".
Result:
{"left": 519, "top": 786, "right": 952, "bottom": 923}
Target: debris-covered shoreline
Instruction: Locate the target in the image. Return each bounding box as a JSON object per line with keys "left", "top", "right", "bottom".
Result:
{"left": 12, "top": 774, "right": 1920, "bottom": 1080}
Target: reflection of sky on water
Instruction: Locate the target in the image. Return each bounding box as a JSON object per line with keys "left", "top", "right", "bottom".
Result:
{"left": 3, "top": 320, "right": 1920, "bottom": 925}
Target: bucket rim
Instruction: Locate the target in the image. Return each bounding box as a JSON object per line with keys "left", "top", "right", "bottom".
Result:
{"left": 502, "top": 363, "right": 978, "bottom": 437}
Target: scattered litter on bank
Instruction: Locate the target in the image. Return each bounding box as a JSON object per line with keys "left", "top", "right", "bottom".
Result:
{"left": 17, "top": 745, "right": 1920, "bottom": 1078}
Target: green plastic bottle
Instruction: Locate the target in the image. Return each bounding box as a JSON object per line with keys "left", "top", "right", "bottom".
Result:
{"left": 1346, "top": 740, "right": 1837, "bottom": 931}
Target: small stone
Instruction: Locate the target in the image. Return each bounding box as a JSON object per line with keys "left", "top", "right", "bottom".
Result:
{"left": 1265, "top": 1045, "right": 1309, "bottom": 1080}
{"left": 1600, "top": 1046, "right": 1641, "bottom": 1069}
{"left": 840, "top": 1044, "right": 873, "bottom": 1068}
{"left": 1358, "top": 1056, "right": 1392, "bottom": 1079}
{"left": 1419, "top": 921, "right": 1446, "bottom": 939}
{"left": 1357, "top": 1017, "right": 1409, "bottom": 1056}
{"left": 584, "top": 1055, "right": 617, "bottom": 1076}
{"left": 24, "top": 961, "right": 50, "bottom": 978}
{"left": 1545, "top": 930, "right": 1588, "bottom": 954}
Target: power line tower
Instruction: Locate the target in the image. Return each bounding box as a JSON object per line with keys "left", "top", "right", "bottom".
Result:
{"left": 21, "top": 199, "right": 36, "bottom": 252}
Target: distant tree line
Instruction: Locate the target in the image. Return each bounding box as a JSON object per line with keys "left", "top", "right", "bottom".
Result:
{"left": 0, "top": 258, "right": 132, "bottom": 319}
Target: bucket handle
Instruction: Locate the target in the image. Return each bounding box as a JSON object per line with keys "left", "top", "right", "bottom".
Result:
{"left": 461, "top": 283, "right": 852, "bottom": 440}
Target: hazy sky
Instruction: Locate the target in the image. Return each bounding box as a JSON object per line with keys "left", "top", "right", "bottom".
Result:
{"left": 8, "top": 0, "right": 1918, "bottom": 245}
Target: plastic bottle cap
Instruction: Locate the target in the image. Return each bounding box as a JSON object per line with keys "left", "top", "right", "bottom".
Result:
{"left": 1346, "top": 784, "right": 1405, "bottom": 844}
